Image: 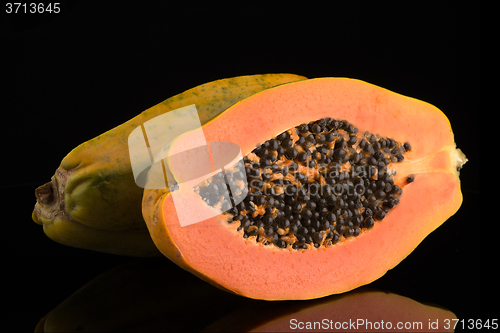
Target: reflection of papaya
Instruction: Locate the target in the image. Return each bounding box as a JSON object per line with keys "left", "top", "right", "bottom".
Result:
{"left": 203, "top": 288, "right": 457, "bottom": 332}
{"left": 34, "top": 258, "right": 247, "bottom": 332}
{"left": 32, "top": 73, "right": 306, "bottom": 257}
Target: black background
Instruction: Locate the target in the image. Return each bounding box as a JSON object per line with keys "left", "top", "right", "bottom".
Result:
{"left": 3, "top": 2, "right": 484, "bottom": 332}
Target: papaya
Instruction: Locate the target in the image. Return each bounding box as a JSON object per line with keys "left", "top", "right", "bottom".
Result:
{"left": 142, "top": 77, "right": 467, "bottom": 300}
{"left": 32, "top": 73, "right": 307, "bottom": 257}
{"left": 203, "top": 288, "right": 457, "bottom": 332}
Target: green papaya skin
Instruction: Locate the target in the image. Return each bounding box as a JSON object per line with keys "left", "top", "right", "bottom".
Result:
{"left": 33, "top": 74, "right": 307, "bottom": 256}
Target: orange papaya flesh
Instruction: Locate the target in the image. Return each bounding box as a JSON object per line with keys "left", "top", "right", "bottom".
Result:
{"left": 142, "top": 78, "right": 467, "bottom": 299}
{"left": 203, "top": 288, "right": 456, "bottom": 332}
{"left": 32, "top": 73, "right": 307, "bottom": 257}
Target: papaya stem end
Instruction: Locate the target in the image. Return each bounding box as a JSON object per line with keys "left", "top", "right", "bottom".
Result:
{"left": 35, "top": 181, "right": 55, "bottom": 205}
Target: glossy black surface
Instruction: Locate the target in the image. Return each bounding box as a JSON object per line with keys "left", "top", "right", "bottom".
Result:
{"left": 4, "top": 3, "right": 483, "bottom": 331}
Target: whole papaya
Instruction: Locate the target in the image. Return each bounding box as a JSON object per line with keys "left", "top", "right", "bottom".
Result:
{"left": 33, "top": 74, "right": 307, "bottom": 256}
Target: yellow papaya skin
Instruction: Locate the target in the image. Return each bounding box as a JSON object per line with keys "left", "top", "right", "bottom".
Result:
{"left": 33, "top": 74, "right": 307, "bottom": 256}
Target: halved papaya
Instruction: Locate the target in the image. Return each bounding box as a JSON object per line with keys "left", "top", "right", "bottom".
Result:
{"left": 142, "top": 78, "right": 467, "bottom": 300}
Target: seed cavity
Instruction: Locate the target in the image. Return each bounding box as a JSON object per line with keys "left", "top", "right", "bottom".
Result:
{"left": 196, "top": 118, "right": 411, "bottom": 250}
